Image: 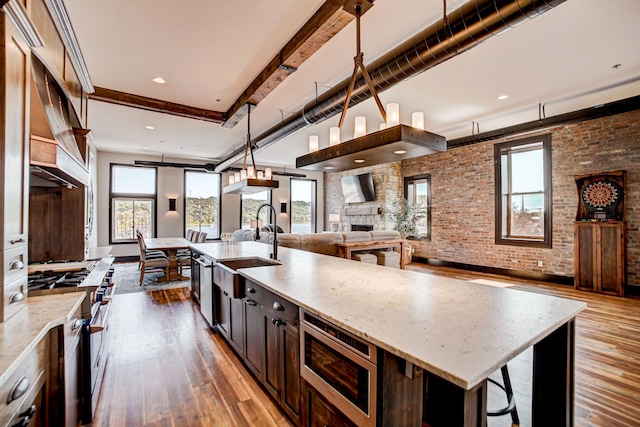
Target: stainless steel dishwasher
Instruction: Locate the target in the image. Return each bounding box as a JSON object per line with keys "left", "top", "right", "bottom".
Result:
{"left": 195, "top": 255, "right": 214, "bottom": 327}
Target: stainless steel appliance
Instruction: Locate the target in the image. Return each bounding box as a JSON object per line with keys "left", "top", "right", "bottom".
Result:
{"left": 27, "top": 258, "right": 115, "bottom": 426}
{"left": 300, "top": 309, "right": 377, "bottom": 427}
{"left": 195, "top": 255, "right": 214, "bottom": 327}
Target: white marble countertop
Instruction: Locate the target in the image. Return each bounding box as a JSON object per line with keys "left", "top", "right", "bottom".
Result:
{"left": 190, "top": 241, "right": 586, "bottom": 389}
{"left": 0, "top": 293, "right": 85, "bottom": 386}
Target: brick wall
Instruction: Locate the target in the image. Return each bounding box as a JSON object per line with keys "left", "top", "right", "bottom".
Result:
{"left": 324, "top": 110, "right": 640, "bottom": 284}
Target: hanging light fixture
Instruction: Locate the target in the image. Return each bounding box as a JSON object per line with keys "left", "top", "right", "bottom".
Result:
{"left": 295, "top": 0, "right": 446, "bottom": 172}
{"left": 223, "top": 103, "right": 279, "bottom": 194}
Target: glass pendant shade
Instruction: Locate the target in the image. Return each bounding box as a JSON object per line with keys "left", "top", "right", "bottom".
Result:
{"left": 412, "top": 112, "right": 425, "bottom": 130}
{"left": 265, "top": 168, "right": 272, "bottom": 180}
{"left": 329, "top": 127, "right": 341, "bottom": 146}
{"left": 354, "top": 116, "right": 367, "bottom": 137}
{"left": 309, "top": 135, "right": 319, "bottom": 152}
{"left": 386, "top": 103, "right": 400, "bottom": 127}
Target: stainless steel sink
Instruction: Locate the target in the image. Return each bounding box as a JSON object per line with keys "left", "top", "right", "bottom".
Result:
{"left": 217, "top": 257, "right": 280, "bottom": 270}
{"left": 214, "top": 257, "right": 279, "bottom": 298}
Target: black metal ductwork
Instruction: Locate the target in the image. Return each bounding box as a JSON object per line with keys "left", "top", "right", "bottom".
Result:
{"left": 214, "top": 0, "right": 567, "bottom": 172}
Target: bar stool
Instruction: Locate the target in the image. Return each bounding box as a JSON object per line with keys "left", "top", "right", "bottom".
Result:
{"left": 487, "top": 365, "right": 520, "bottom": 426}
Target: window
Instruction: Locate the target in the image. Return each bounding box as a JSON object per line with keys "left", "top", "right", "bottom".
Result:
{"left": 290, "top": 178, "right": 317, "bottom": 234}
{"left": 404, "top": 174, "right": 431, "bottom": 240}
{"left": 241, "top": 191, "right": 271, "bottom": 229}
{"left": 184, "top": 171, "right": 220, "bottom": 239}
{"left": 110, "top": 165, "right": 157, "bottom": 243}
{"left": 494, "top": 134, "right": 552, "bottom": 248}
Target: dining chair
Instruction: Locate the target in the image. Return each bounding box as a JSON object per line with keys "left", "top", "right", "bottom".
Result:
{"left": 197, "top": 232, "right": 207, "bottom": 243}
{"left": 190, "top": 231, "right": 201, "bottom": 242}
{"left": 186, "top": 228, "right": 195, "bottom": 241}
{"left": 136, "top": 231, "right": 167, "bottom": 269}
{"left": 137, "top": 234, "right": 169, "bottom": 284}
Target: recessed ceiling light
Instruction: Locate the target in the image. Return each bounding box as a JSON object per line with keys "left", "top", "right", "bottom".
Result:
{"left": 324, "top": 166, "right": 334, "bottom": 170}
{"left": 612, "top": 64, "right": 622, "bottom": 70}
{"left": 394, "top": 150, "right": 407, "bottom": 155}
{"left": 497, "top": 95, "right": 509, "bottom": 100}
{"left": 152, "top": 77, "right": 166, "bottom": 84}
{"left": 145, "top": 126, "right": 154, "bottom": 130}
{"left": 143, "top": 146, "right": 150, "bottom": 150}
{"left": 354, "top": 159, "right": 365, "bottom": 163}
{"left": 158, "top": 140, "right": 165, "bottom": 144}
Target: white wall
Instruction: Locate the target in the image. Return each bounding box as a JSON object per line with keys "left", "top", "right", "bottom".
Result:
{"left": 96, "top": 151, "right": 324, "bottom": 256}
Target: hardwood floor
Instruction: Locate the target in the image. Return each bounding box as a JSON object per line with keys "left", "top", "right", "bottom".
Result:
{"left": 94, "top": 265, "right": 640, "bottom": 427}
{"left": 93, "top": 289, "right": 293, "bottom": 427}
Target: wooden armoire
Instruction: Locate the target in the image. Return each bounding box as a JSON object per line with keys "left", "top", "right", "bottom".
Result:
{"left": 574, "top": 171, "right": 626, "bottom": 296}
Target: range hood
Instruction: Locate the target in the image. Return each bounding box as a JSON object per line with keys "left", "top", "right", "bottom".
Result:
{"left": 29, "top": 58, "right": 89, "bottom": 188}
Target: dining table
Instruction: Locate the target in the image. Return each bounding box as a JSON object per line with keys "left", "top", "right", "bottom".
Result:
{"left": 144, "top": 237, "right": 191, "bottom": 281}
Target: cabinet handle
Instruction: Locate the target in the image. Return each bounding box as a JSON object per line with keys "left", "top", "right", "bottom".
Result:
{"left": 10, "top": 238, "right": 25, "bottom": 245}
{"left": 246, "top": 299, "right": 257, "bottom": 306}
{"left": 9, "top": 260, "right": 24, "bottom": 270}
{"left": 223, "top": 291, "right": 229, "bottom": 297}
{"left": 7, "top": 376, "right": 29, "bottom": 404}
{"left": 71, "top": 318, "right": 84, "bottom": 330}
{"left": 19, "top": 404, "right": 36, "bottom": 419}
{"left": 9, "top": 292, "right": 24, "bottom": 304}
{"left": 272, "top": 318, "right": 284, "bottom": 327}
{"left": 273, "top": 301, "right": 284, "bottom": 311}
{"left": 246, "top": 287, "right": 255, "bottom": 294}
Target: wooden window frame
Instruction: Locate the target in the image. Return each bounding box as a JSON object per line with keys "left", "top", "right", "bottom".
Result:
{"left": 494, "top": 134, "right": 552, "bottom": 248}
{"left": 289, "top": 178, "right": 318, "bottom": 234}
{"left": 183, "top": 170, "right": 221, "bottom": 240}
{"left": 109, "top": 163, "right": 158, "bottom": 244}
{"left": 403, "top": 173, "right": 432, "bottom": 241}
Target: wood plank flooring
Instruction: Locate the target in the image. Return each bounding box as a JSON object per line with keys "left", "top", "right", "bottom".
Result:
{"left": 94, "top": 264, "right": 640, "bottom": 427}
{"left": 93, "top": 288, "right": 293, "bottom": 427}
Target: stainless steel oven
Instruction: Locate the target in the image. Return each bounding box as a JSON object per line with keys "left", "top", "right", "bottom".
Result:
{"left": 300, "top": 309, "right": 377, "bottom": 427}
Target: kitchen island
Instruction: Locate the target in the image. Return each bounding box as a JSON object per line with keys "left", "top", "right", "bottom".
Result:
{"left": 191, "top": 241, "right": 586, "bottom": 426}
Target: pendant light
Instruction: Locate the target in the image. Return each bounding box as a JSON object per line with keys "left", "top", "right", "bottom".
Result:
{"left": 223, "top": 103, "right": 279, "bottom": 194}
{"left": 295, "top": 0, "right": 446, "bottom": 172}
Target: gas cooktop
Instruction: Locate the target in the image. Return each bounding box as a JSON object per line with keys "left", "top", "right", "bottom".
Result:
{"left": 27, "top": 260, "right": 98, "bottom": 293}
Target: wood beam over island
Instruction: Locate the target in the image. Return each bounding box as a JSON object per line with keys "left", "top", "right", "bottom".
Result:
{"left": 190, "top": 241, "right": 586, "bottom": 426}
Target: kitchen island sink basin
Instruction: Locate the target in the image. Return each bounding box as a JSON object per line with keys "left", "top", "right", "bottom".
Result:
{"left": 214, "top": 257, "right": 280, "bottom": 298}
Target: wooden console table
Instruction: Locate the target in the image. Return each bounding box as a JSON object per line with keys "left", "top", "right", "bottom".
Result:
{"left": 336, "top": 239, "right": 407, "bottom": 269}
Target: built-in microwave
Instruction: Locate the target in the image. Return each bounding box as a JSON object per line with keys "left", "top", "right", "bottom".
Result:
{"left": 300, "top": 309, "right": 377, "bottom": 427}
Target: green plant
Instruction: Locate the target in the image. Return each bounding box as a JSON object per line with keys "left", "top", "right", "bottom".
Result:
{"left": 388, "top": 198, "right": 426, "bottom": 239}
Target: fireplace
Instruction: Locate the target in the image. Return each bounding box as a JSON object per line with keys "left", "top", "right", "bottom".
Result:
{"left": 351, "top": 224, "right": 374, "bottom": 232}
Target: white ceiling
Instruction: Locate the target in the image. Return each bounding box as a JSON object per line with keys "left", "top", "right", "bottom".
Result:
{"left": 64, "top": 0, "right": 640, "bottom": 169}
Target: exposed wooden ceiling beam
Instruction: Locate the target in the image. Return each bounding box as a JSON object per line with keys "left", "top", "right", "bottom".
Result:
{"left": 222, "top": 0, "right": 365, "bottom": 128}
{"left": 90, "top": 87, "right": 225, "bottom": 123}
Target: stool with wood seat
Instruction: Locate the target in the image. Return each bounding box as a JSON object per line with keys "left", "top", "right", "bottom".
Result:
{"left": 487, "top": 365, "right": 520, "bottom": 426}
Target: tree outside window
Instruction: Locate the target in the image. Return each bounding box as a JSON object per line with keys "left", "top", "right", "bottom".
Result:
{"left": 184, "top": 171, "right": 220, "bottom": 239}
{"left": 110, "top": 165, "right": 156, "bottom": 243}
{"left": 290, "top": 179, "right": 317, "bottom": 234}
{"left": 241, "top": 191, "right": 271, "bottom": 229}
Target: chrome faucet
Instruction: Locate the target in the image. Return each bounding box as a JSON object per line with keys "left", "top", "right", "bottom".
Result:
{"left": 255, "top": 203, "right": 278, "bottom": 260}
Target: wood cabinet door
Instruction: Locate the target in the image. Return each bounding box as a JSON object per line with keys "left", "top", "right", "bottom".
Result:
{"left": 217, "top": 289, "right": 230, "bottom": 340}
{"left": 228, "top": 296, "right": 244, "bottom": 357}
{"left": 281, "top": 321, "right": 301, "bottom": 422}
{"left": 303, "top": 382, "right": 357, "bottom": 427}
{"left": 263, "top": 310, "right": 281, "bottom": 401}
{"left": 574, "top": 223, "right": 597, "bottom": 292}
{"left": 1, "top": 16, "right": 30, "bottom": 251}
{"left": 599, "top": 223, "right": 625, "bottom": 296}
{"left": 243, "top": 297, "right": 265, "bottom": 381}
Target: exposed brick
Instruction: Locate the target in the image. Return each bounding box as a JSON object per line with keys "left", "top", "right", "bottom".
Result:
{"left": 324, "top": 110, "right": 640, "bottom": 284}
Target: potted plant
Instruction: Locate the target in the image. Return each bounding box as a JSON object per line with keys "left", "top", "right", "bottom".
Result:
{"left": 388, "top": 197, "right": 426, "bottom": 239}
